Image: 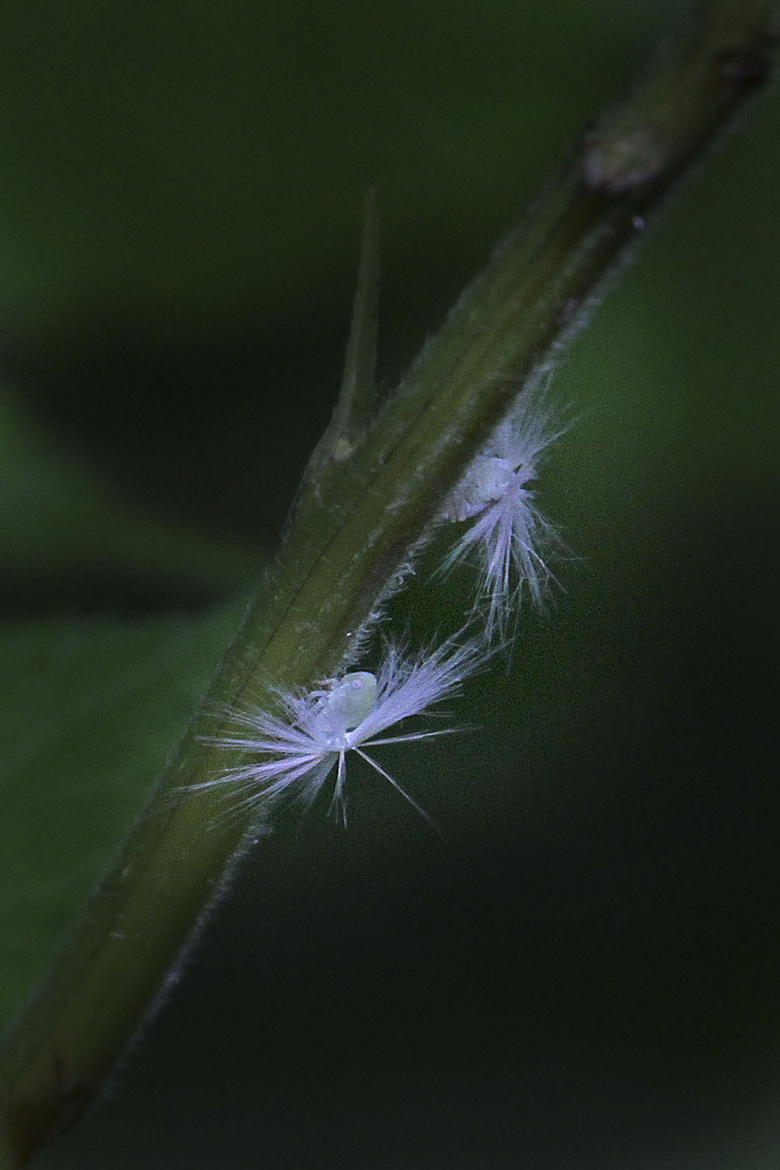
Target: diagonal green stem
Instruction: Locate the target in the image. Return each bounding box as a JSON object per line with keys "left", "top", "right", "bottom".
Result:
{"left": 1, "top": 1, "right": 777, "bottom": 1164}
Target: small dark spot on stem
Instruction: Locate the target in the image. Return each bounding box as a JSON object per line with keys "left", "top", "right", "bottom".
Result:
{"left": 718, "top": 34, "right": 777, "bottom": 94}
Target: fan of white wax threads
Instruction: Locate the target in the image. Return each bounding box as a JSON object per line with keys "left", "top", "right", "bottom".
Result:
{"left": 439, "top": 386, "right": 565, "bottom": 641}
{"left": 199, "top": 387, "right": 565, "bottom": 828}
{"left": 195, "top": 635, "right": 489, "bottom": 828}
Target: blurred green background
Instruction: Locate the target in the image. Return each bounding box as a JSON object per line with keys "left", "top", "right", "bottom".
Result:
{"left": 2, "top": 0, "right": 779, "bottom": 1166}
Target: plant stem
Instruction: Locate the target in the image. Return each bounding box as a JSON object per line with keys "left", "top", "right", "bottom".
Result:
{"left": 1, "top": 1, "right": 777, "bottom": 1163}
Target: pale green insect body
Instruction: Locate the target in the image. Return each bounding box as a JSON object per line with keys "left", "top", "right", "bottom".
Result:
{"left": 445, "top": 455, "right": 517, "bottom": 522}
{"left": 312, "top": 671, "right": 378, "bottom": 743}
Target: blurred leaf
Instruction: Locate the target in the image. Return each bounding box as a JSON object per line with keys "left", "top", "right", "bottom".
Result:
{"left": 0, "top": 0, "right": 675, "bottom": 331}
{"left": 0, "top": 384, "right": 260, "bottom": 609}
{"left": 0, "top": 601, "right": 244, "bottom": 1029}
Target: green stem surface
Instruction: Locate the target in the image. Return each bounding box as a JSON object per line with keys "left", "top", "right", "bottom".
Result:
{"left": 1, "top": 1, "right": 777, "bottom": 1163}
